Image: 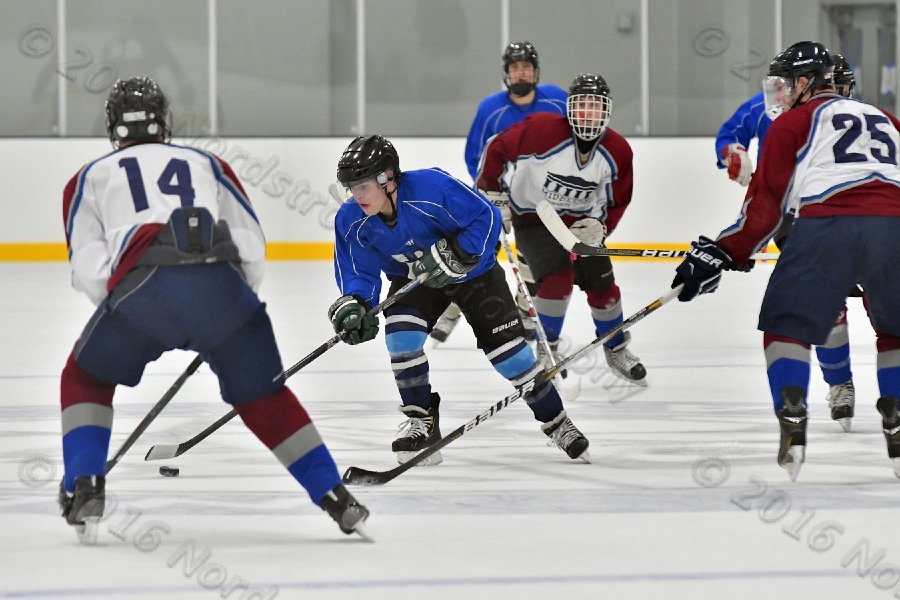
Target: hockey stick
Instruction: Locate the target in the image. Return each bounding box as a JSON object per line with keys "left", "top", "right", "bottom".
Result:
{"left": 498, "top": 230, "right": 581, "bottom": 402}
{"left": 104, "top": 354, "right": 204, "bottom": 474}
{"left": 328, "top": 182, "right": 346, "bottom": 205}
{"left": 144, "top": 274, "right": 428, "bottom": 462}
{"left": 535, "top": 201, "right": 778, "bottom": 260}
{"left": 342, "top": 284, "right": 683, "bottom": 486}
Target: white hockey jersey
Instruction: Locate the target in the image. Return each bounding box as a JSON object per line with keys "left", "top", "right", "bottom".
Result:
{"left": 63, "top": 142, "right": 265, "bottom": 305}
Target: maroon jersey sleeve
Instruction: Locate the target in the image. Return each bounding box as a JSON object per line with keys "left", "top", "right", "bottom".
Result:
{"left": 475, "top": 113, "right": 570, "bottom": 192}
{"left": 599, "top": 129, "right": 634, "bottom": 235}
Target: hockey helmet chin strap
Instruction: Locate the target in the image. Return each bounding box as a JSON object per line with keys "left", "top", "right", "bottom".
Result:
{"left": 378, "top": 171, "right": 398, "bottom": 225}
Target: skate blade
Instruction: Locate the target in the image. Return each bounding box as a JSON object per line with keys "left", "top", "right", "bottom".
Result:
{"left": 607, "top": 368, "right": 648, "bottom": 387}
{"left": 779, "top": 446, "right": 805, "bottom": 482}
{"left": 837, "top": 417, "right": 852, "bottom": 433}
{"left": 75, "top": 517, "right": 100, "bottom": 545}
{"left": 429, "top": 335, "right": 448, "bottom": 348}
{"left": 396, "top": 450, "right": 442, "bottom": 466}
{"left": 352, "top": 519, "right": 375, "bottom": 543}
{"left": 577, "top": 449, "right": 592, "bottom": 464}
{"left": 891, "top": 457, "right": 900, "bottom": 480}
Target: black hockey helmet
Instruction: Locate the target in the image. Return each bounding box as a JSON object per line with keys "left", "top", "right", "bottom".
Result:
{"left": 831, "top": 53, "right": 856, "bottom": 97}
{"left": 336, "top": 135, "right": 400, "bottom": 188}
{"left": 567, "top": 73, "right": 612, "bottom": 141}
{"left": 503, "top": 41, "right": 539, "bottom": 72}
{"left": 768, "top": 41, "right": 833, "bottom": 91}
{"left": 105, "top": 76, "right": 170, "bottom": 147}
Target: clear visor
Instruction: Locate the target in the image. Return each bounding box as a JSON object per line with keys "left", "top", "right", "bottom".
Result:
{"left": 567, "top": 94, "right": 612, "bottom": 141}
{"left": 762, "top": 76, "right": 792, "bottom": 119}
{"left": 342, "top": 171, "right": 388, "bottom": 194}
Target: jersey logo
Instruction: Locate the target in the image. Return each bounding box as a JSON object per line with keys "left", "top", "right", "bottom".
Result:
{"left": 542, "top": 173, "right": 597, "bottom": 207}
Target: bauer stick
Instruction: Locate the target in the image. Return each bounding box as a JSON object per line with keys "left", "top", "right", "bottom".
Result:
{"left": 342, "top": 284, "right": 683, "bottom": 486}
{"left": 104, "top": 354, "right": 204, "bottom": 474}
{"left": 535, "top": 201, "right": 779, "bottom": 261}
{"left": 499, "top": 230, "right": 580, "bottom": 402}
{"left": 144, "top": 274, "right": 428, "bottom": 462}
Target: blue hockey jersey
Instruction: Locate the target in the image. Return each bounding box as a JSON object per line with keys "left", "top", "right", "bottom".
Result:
{"left": 333, "top": 168, "right": 501, "bottom": 307}
{"left": 715, "top": 92, "right": 775, "bottom": 168}
{"left": 465, "top": 84, "right": 568, "bottom": 181}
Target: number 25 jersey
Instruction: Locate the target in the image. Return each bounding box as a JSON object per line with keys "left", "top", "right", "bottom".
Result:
{"left": 717, "top": 93, "right": 900, "bottom": 264}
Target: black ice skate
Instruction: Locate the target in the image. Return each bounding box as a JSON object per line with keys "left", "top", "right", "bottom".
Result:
{"left": 392, "top": 393, "right": 442, "bottom": 465}
{"left": 876, "top": 396, "right": 900, "bottom": 479}
{"left": 826, "top": 380, "right": 855, "bottom": 432}
{"left": 603, "top": 331, "right": 647, "bottom": 385}
{"left": 58, "top": 475, "right": 105, "bottom": 544}
{"left": 320, "top": 484, "right": 372, "bottom": 541}
{"left": 430, "top": 305, "right": 462, "bottom": 346}
{"left": 542, "top": 410, "right": 590, "bottom": 463}
{"left": 777, "top": 387, "right": 808, "bottom": 481}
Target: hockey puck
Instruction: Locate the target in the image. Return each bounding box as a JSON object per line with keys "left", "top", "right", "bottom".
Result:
{"left": 159, "top": 466, "right": 180, "bottom": 477}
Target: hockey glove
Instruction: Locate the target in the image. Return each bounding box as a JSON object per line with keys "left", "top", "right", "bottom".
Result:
{"left": 672, "top": 236, "right": 733, "bottom": 302}
{"left": 328, "top": 296, "right": 380, "bottom": 345}
{"left": 480, "top": 190, "right": 511, "bottom": 230}
{"left": 569, "top": 218, "right": 606, "bottom": 247}
{"left": 723, "top": 143, "right": 753, "bottom": 186}
{"left": 412, "top": 238, "right": 478, "bottom": 288}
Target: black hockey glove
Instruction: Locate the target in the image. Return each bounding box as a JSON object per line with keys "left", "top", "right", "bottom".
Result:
{"left": 672, "top": 236, "right": 733, "bottom": 302}
{"left": 328, "top": 296, "right": 379, "bottom": 345}
{"left": 411, "top": 238, "right": 478, "bottom": 288}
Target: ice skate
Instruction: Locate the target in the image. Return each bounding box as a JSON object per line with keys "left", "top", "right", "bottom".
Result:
{"left": 777, "top": 387, "right": 808, "bottom": 482}
{"left": 876, "top": 396, "right": 900, "bottom": 479}
{"left": 393, "top": 393, "right": 442, "bottom": 465}
{"left": 320, "top": 484, "right": 373, "bottom": 541}
{"left": 58, "top": 475, "right": 105, "bottom": 545}
{"left": 430, "top": 304, "right": 462, "bottom": 346}
{"left": 603, "top": 331, "right": 647, "bottom": 385}
{"left": 826, "top": 380, "right": 854, "bottom": 432}
{"left": 542, "top": 410, "right": 590, "bottom": 463}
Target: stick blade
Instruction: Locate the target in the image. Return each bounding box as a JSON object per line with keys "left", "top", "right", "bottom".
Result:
{"left": 144, "top": 443, "right": 182, "bottom": 461}
{"left": 342, "top": 465, "right": 396, "bottom": 486}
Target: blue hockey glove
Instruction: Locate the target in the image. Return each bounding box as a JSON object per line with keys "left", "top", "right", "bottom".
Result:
{"left": 328, "top": 296, "right": 379, "bottom": 344}
{"left": 411, "top": 238, "right": 478, "bottom": 288}
{"left": 672, "top": 236, "right": 733, "bottom": 302}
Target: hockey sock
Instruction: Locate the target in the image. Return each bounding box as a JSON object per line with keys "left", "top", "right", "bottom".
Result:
{"left": 236, "top": 387, "right": 340, "bottom": 504}
{"left": 485, "top": 338, "right": 563, "bottom": 421}
{"left": 764, "top": 334, "right": 811, "bottom": 412}
{"left": 61, "top": 354, "right": 114, "bottom": 493}
{"left": 876, "top": 335, "right": 900, "bottom": 399}
{"left": 385, "top": 309, "right": 431, "bottom": 409}
{"left": 815, "top": 310, "right": 851, "bottom": 385}
{"left": 587, "top": 285, "right": 625, "bottom": 348}
{"left": 533, "top": 269, "right": 574, "bottom": 341}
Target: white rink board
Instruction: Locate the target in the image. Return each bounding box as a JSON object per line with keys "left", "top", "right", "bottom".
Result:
{"left": 1, "top": 136, "right": 746, "bottom": 246}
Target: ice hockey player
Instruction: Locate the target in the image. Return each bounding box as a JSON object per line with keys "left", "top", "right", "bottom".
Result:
{"left": 475, "top": 73, "right": 647, "bottom": 385}
{"left": 432, "top": 41, "right": 563, "bottom": 346}
{"left": 59, "top": 76, "right": 369, "bottom": 543}
{"left": 716, "top": 52, "right": 862, "bottom": 431}
{"left": 330, "top": 134, "right": 589, "bottom": 464}
{"left": 673, "top": 42, "right": 900, "bottom": 481}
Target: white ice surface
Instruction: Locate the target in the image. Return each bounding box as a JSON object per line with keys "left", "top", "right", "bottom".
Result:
{"left": 2, "top": 261, "right": 899, "bottom": 600}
